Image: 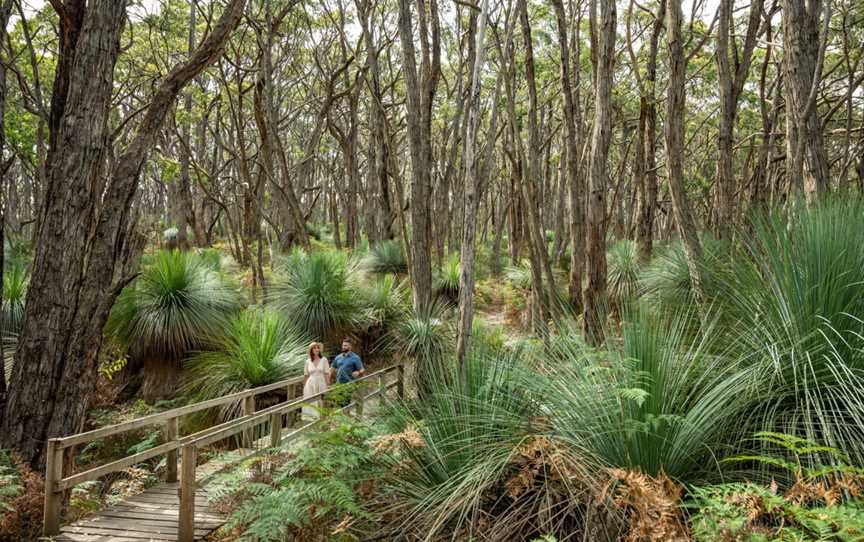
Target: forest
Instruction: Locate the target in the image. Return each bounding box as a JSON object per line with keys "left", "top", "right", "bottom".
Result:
{"left": 1, "top": 0, "right": 863, "bottom": 539}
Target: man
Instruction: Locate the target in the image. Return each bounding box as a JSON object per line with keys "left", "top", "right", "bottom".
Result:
{"left": 332, "top": 338, "right": 365, "bottom": 385}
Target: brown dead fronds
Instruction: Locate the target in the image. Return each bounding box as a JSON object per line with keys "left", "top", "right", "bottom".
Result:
{"left": 606, "top": 468, "right": 690, "bottom": 542}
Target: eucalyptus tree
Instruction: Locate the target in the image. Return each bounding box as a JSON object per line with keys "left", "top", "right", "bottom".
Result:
{"left": 0, "top": 0, "right": 248, "bottom": 467}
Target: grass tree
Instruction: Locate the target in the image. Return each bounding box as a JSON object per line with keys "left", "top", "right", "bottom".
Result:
{"left": 106, "top": 250, "right": 241, "bottom": 400}
{"left": 183, "top": 309, "right": 306, "bottom": 421}
{"left": 269, "top": 249, "right": 362, "bottom": 346}
{"left": 713, "top": 200, "right": 864, "bottom": 464}
{"left": 362, "top": 240, "right": 408, "bottom": 275}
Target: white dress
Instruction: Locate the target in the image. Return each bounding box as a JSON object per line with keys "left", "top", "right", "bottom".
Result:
{"left": 302, "top": 357, "right": 329, "bottom": 420}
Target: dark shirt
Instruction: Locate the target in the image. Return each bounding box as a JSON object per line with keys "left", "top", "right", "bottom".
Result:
{"left": 332, "top": 352, "right": 364, "bottom": 384}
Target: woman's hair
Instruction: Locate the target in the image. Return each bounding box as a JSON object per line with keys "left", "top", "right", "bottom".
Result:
{"left": 308, "top": 342, "right": 323, "bottom": 359}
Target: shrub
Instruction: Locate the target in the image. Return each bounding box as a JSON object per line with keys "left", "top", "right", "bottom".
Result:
{"left": 433, "top": 252, "right": 461, "bottom": 305}
{"left": 712, "top": 200, "right": 864, "bottom": 464}
{"left": 376, "top": 352, "right": 606, "bottom": 541}
{"left": 0, "top": 451, "right": 43, "bottom": 542}
{"left": 213, "top": 413, "right": 381, "bottom": 541}
{"left": 269, "top": 248, "right": 361, "bottom": 342}
{"left": 357, "top": 275, "right": 410, "bottom": 356}
{"left": 105, "top": 249, "right": 241, "bottom": 399}
{"left": 392, "top": 302, "right": 454, "bottom": 396}
{"left": 183, "top": 309, "right": 307, "bottom": 421}
{"left": 536, "top": 307, "right": 751, "bottom": 483}
{"left": 688, "top": 483, "right": 864, "bottom": 541}
{"left": 606, "top": 239, "right": 641, "bottom": 310}
{"left": 362, "top": 240, "right": 408, "bottom": 275}
{"left": 1, "top": 263, "right": 27, "bottom": 339}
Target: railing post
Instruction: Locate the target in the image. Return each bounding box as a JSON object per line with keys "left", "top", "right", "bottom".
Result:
{"left": 396, "top": 364, "right": 405, "bottom": 399}
{"left": 242, "top": 395, "right": 256, "bottom": 446}
{"left": 178, "top": 445, "right": 197, "bottom": 542}
{"left": 164, "top": 416, "right": 179, "bottom": 483}
{"left": 356, "top": 387, "right": 365, "bottom": 417}
{"left": 270, "top": 412, "right": 282, "bottom": 448}
{"left": 286, "top": 383, "right": 300, "bottom": 429}
{"left": 43, "top": 439, "right": 64, "bottom": 536}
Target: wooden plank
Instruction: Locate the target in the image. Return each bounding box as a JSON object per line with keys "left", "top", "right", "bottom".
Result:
{"left": 59, "top": 441, "right": 180, "bottom": 490}
{"left": 74, "top": 515, "right": 222, "bottom": 530}
{"left": 61, "top": 525, "right": 211, "bottom": 539}
{"left": 61, "top": 526, "right": 180, "bottom": 541}
{"left": 93, "top": 509, "right": 223, "bottom": 523}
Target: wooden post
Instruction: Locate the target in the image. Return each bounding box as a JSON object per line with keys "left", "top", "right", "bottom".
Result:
{"left": 396, "top": 365, "right": 405, "bottom": 399}
{"left": 242, "top": 395, "right": 256, "bottom": 446}
{"left": 42, "top": 440, "right": 64, "bottom": 536}
{"left": 286, "top": 383, "right": 299, "bottom": 429}
{"left": 356, "top": 389, "right": 365, "bottom": 417}
{"left": 178, "top": 445, "right": 197, "bottom": 542}
{"left": 164, "top": 417, "right": 179, "bottom": 483}
{"left": 270, "top": 412, "right": 282, "bottom": 448}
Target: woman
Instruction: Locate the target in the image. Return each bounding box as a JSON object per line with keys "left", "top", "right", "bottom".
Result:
{"left": 302, "top": 342, "right": 330, "bottom": 420}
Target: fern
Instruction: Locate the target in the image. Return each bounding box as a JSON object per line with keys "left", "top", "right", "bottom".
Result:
{"left": 215, "top": 413, "right": 383, "bottom": 541}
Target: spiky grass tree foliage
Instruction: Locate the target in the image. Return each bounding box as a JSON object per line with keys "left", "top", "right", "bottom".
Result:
{"left": 393, "top": 302, "right": 454, "bottom": 397}
{"left": 183, "top": 309, "right": 306, "bottom": 421}
{"left": 362, "top": 240, "right": 408, "bottom": 275}
{"left": 536, "top": 308, "right": 752, "bottom": 483}
{"left": 606, "top": 239, "right": 641, "bottom": 309}
{"left": 269, "top": 248, "right": 361, "bottom": 343}
{"left": 433, "top": 252, "right": 461, "bottom": 304}
{"left": 712, "top": 200, "right": 864, "bottom": 464}
{"left": 106, "top": 250, "right": 241, "bottom": 400}
{"left": 640, "top": 236, "right": 728, "bottom": 308}
{"left": 358, "top": 275, "right": 410, "bottom": 356}
{"left": 504, "top": 260, "right": 534, "bottom": 291}
{"left": 1, "top": 262, "right": 27, "bottom": 339}
{"left": 378, "top": 352, "right": 605, "bottom": 541}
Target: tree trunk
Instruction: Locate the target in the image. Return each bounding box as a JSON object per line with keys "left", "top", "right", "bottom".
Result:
{"left": 714, "top": 0, "right": 763, "bottom": 238}
{"left": 552, "top": 0, "right": 585, "bottom": 312}
{"left": 397, "top": 0, "right": 441, "bottom": 314}
{"left": 782, "top": 0, "right": 831, "bottom": 202}
{"left": 583, "top": 0, "right": 616, "bottom": 345}
{"left": 665, "top": 0, "right": 706, "bottom": 306}
{"left": 455, "top": 0, "right": 490, "bottom": 365}
{"left": 0, "top": 0, "right": 247, "bottom": 468}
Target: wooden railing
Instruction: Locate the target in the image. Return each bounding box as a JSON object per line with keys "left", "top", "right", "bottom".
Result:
{"left": 42, "top": 364, "right": 404, "bottom": 540}
{"left": 43, "top": 374, "right": 306, "bottom": 535}
{"left": 176, "top": 364, "right": 403, "bottom": 541}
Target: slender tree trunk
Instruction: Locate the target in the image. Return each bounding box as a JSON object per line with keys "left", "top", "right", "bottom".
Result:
{"left": 397, "top": 0, "right": 441, "bottom": 314}
{"left": 583, "top": 0, "right": 616, "bottom": 345}
{"left": 456, "top": 0, "right": 490, "bottom": 365}
{"left": 665, "top": 0, "right": 706, "bottom": 306}
{"left": 714, "top": 0, "right": 763, "bottom": 238}
{"left": 782, "top": 0, "right": 831, "bottom": 202}
{"left": 552, "top": 0, "right": 585, "bottom": 312}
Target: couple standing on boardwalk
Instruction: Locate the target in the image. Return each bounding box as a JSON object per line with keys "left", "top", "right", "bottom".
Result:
{"left": 302, "top": 338, "right": 365, "bottom": 419}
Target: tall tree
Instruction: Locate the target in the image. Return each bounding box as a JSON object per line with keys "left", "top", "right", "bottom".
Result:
{"left": 583, "top": 0, "right": 616, "bottom": 344}
{"left": 626, "top": 0, "right": 665, "bottom": 261}
{"left": 456, "top": 0, "right": 491, "bottom": 365}
{"left": 665, "top": 0, "right": 706, "bottom": 305}
{"left": 714, "top": 0, "right": 763, "bottom": 237}
{"left": 0, "top": 0, "right": 247, "bottom": 467}
{"left": 552, "top": 0, "right": 585, "bottom": 312}
{"left": 397, "top": 0, "right": 441, "bottom": 313}
{"left": 782, "top": 0, "right": 831, "bottom": 202}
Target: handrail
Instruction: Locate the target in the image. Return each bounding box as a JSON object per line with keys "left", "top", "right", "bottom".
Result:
{"left": 53, "top": 375, "right": 306, "bottom": 449}
{"left": 42, "top": 372, "right": 307, "bottom": 535}
{"left": 176, "top": 364, "right": 405, "bottom": 542}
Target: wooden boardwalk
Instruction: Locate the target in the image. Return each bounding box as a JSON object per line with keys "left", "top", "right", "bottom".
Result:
{"left": 55, "top": 451, "right": 248, "bottom": 542}
{"left": 43, "top": 366, "right": 404, "bottom": 542}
